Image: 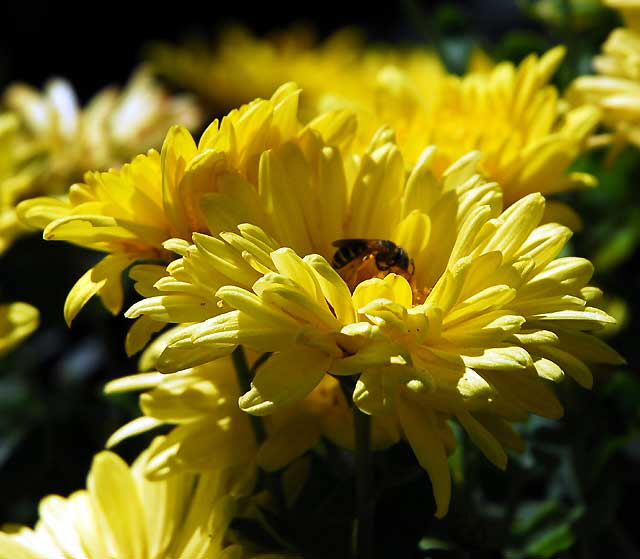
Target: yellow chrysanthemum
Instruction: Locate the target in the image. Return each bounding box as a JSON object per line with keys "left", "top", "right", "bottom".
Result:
{"left": 355, "top": 47, "right": 599, "bottom": 212}
{"left": 1, "top": 68, "right": 201, "bottom": 253}
{"left": 0, "top": 302, "right": 38, "bottom": 356}
{"left": 17, "top": 83, "right": 353, "bottom": 327}
{"left": 150, "top": 28, "right": 599, "bottom": 218}
{"left": 148, "top": 26, "right": 446, "bottom": 121}
{"left": 123, "top": 136, "right": 500, "bottom": 358}
{"left": 0, "top": 113, "right": 44, "bottom": 253}
{"left": 568, "top": 25, "right": 640, "bottom": 150}
{"left": 104, "top": 356, "right": 399, "bottom": 479}
{"left": 124, "top": 130, "right": 622, "bottom": 517}
{"left": 0, "top": 439, "right": 274, "bottom": 559}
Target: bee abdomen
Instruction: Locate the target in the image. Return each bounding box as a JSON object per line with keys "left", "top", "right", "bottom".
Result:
{"left": 331, "top": 239, "right": 369, "bottom": 269}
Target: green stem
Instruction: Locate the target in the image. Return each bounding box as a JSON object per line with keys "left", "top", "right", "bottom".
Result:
{"left": 339, "top": 376, "right": 375, "bottom": 559}
{"left": 231, "top": 346, "right": 287, "bottom": 517}
{"left": 231, "top": 346, "right": 266, "bottom": 445}
{"left": 353, "top": 405, "right": 374, "bottom": 559}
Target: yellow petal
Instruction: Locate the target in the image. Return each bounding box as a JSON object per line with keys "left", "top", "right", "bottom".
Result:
{"left": 353, "top": 274, "right": 413, "bottom": 310}
{"left": 106, "top": 417, "right": 164, "bottom": 448}
{"left": 104, "top": 372, "right": 164, "bottom": 394}
{"left": 88, "top": 452, "right": 148, "bottom": 559}
{"left": 0, "top": 302, "right": 39, "bottom": 355}
{"left": 161, "top": 125, "right": 198, "bottom": 240}
{"left": 304, "top": 254, "right": 356, "bottom": 324}
{"left": 64, "top": 253, "right": 133, "bottom": 325}
{"left": 306, "top": 109, "right": 357, "bottom": 152}
{"left": 125, "top": 316, "right": 165, "bottom": 356}
{"left": 397, "top": 395, "right": 451, "bottom": 518}
{"left": 536, "top": 346, "right": 593, "bottom": 388}
{"left": 533, "top": 356, "right": 564, "bottom": 382}
{"left": 482, "top": 193, "right": 545, "bottom": 261}
{"left": 271, "top": 248, "right": 323, "bottom": 304}
{"left": 456, "top": 410, "right": 507, "bottom": 470}
{"left": 257, "top": 416, "right": 321, "bottom": 471}
{"left": 16, "top": 197, "right": 71, "bottom": 230}
{"left": 239, "top": 346, "right": 331, "bottom": 415}
{"left": 125, "top": 294, "right": 217, "bottom": 324}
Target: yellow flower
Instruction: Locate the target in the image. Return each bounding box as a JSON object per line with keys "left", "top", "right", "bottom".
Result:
{"left": 604, "top": 0, "right": 640, "bottom": 30}
{"left": 148, "top": 26, "right": 445, "bottom": 122}
{"left": 568, "top": 26, "right": 640, "bottom": 150}
{"left": 124, "top": 139, "right": 500, "bottom": 362}
{"left": 104, "top": 357, "right": 399, "bottom": 479}
{"left": 4, "top": 67, "right": 201, "bottom": 181}
{"left": 0, "top": 439, "right": 259, "bottom": 559}
{"left": 18, "top": 83, "right": 346, "bottom": 326}
{"left": 0, "top": 113, "right": 44, "bottom": 253}
{"left": 124, "top": 132, "right": 622, "bottom": 517}
{"left": 149, "top": 28, "right": 599, "bottom": 219}
{"left": 1, "top": 68, "right": 201, "bottom": 253}
{"left": 0, "top": 302, "right": 38, "bottom": 355}
{"left": 351, "top": 48, "right": 599, "bottom": 220}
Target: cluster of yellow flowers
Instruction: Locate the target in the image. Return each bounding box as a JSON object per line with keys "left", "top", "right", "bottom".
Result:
{"left": 0, "top": 9, "right": 631, "bottom": 557}
{"left": 569, "top": 0, "right": 640, "bottom": 151}
{"left": 0, "top": 68, "right": 202, "bottom": 367}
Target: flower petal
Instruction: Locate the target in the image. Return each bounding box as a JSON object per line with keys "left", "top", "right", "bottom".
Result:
{"left": 239, "top": 346, "right": 331, "bottom": 415}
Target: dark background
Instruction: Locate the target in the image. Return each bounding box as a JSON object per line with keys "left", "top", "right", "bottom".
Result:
{"left": 0, "top": 0, "right": 525, "bottom": 95}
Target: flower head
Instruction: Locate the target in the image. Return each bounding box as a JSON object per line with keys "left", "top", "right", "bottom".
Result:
{"left": 0, "top": 440, "right": 257, "bottom": 559}
{"left": 0, "top": 302, "right": 38, "bottom": 356}
{"left": 347, "top": 47, "right": 600, "bottom": 219}
{"left": 1, "top": 69, "right": 201, "bottom": 253}
{"left": 125, "top": 134, "right": 622, "bottom": 517}
{"left": 18, "top": 83, "right": 348, "bottom": 325}
{"left": 148, "top": 26, "right": 445, "bottom": 121}
{"left": 4, "top": 68, "right": 201, "bottom": 182}
{"left": 569, "top": 25, "right": 640, "bottom": 151}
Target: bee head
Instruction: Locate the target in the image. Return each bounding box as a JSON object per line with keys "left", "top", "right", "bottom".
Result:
{"left": 392, "top": 248, "right": 410, "bottom": 270}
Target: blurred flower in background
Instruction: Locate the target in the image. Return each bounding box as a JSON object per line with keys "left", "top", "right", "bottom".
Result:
{"left": 150, "top": 29, "right": 600, "bottom": 229}
{"left": 0, "top": 68, "right": 202, "bottom": 254}
{"left": 605, "top": 0, "right": 640, "bottom": 29}
{"left": 147, "top": 26, "right": 446, "bottom": 120}
{"left": 0, "top": 302, "right": 38, "bottom": 356}
{"left": 569, "top": 22, "right": 640, "bottom": 154}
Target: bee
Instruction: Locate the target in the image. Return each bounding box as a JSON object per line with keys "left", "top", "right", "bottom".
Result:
{"left": 331, "top": 239, "right": 414, "bottom": 291}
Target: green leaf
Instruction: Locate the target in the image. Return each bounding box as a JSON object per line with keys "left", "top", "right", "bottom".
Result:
{"left": 525, "top": 522, "right": 574, "bottom": 557}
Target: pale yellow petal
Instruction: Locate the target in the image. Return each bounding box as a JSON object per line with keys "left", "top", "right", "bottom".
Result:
{"left": 64, "top": 253, "right": 133, "bottom": 325}
{"left": 88, "top": 452, "right": 148, "bottom": 559}
{"left": 397, "top": 395, "right": 451, "bottom": 518}
{"left": 239, "top": 346, "right": 331, "bottom": 415}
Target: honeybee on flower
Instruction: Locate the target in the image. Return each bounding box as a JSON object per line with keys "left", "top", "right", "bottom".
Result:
{"left": 13, "top": 76, "right": 622, "bottom": 518}
{"left": 120, "top": 118, "right": 622, "bottom": 517}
